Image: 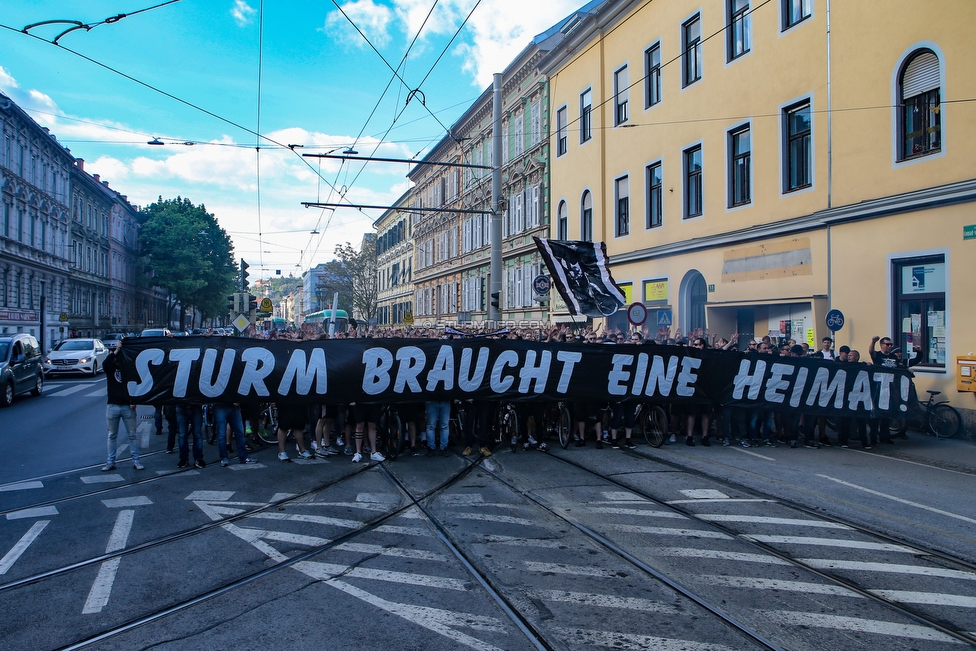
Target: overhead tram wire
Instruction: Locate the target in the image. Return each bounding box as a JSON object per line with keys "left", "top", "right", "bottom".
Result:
{"left": 255, "top": 0, "right": 266, "bottom": 274}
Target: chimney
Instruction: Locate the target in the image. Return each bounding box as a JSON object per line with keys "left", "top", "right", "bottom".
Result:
{"left": 42, "top": 127, "right": 49, "bottom": 134}
{"left": 93, "top": 174, "right": 100, "bottom": 183}
{"left": 102, "top": 181, "right": 110, "bottom": 188}
{"left": 76, "top": 158, "right": 84, "bottom": 171}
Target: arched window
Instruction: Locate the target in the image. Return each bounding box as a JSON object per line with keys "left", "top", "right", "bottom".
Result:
{"left": 580, "top": 191, "right": 593, "bottom": 242}
{"left": 679, "top": 270, "right": 708, "bottom": 333}
{"left": 899, "top": 49, "right": 941, "bottom": 160}
{"left": 557, "top": 200, "right": 568, "bottom": 240}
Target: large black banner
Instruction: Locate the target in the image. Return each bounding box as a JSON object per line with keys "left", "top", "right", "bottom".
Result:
{"left": 113, "top": 337, "right": 914, "bottom": 417}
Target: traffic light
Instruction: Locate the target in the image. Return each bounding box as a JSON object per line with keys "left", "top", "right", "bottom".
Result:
{"left": 240, "top": 259, "right": 249, "bottom": 292}
{"left": 227, "top": 293, "right": 239, "bottom": 315}
{"left": 247, "top": 293, "right": 258, "bottom": 318}
{"left": 490, "top": 291, "right": 500, "bottom": 309}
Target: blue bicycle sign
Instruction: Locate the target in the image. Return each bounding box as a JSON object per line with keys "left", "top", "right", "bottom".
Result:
{"left": 825, "top": 309, "right": 845, "bottom": 331}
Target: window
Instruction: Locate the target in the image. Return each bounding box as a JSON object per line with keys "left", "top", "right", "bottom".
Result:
{"left": 682, "top": 14, "right": 702, "bottom": 87}
{"left": 557, "top": 200, "right": 568, "bottom": 240}
{"left": 728, "top": 125, "right": 751, "bottom": 206}
{"left": 614, "top": 66, "right": 629, "bottom": 126}
{"left": 644, "top": 43, "right": 661, "bottom": 108}
{"left": 899, "top": 50, "right": 941, "bottom": 160}
{"left": 580, "top": 89, "right": 592, "bottom": 143}
{"left": 514, "top": 116, "right": 524, "bottom": 157}
{"left": 728, "top": 0, "right": 751, "bottom": 61}
{"left": 783, "top": 0, "right": 812, "bottom": 29}
{"left": 530, "top": 102, "right": 541, "bottom": 146}
{"left": 784, "top": 101, "right": 812, "bottom": 191}
{"left": 581, "top": 191, "right": 593, "bottom": 241}
{"left": 684, "top": 146, "right": 703, "bottom": 218}
{"left": 646, "top": 162, "right": 662, "bottom": 229}
{"left": 556, "top": 106, "right": 568, "bottom": 157}
{"left": 893, "top": 255, "right": 946, "bottom": 368}
{"left": 615, "top": 176, "right": 629, "bottom": 237}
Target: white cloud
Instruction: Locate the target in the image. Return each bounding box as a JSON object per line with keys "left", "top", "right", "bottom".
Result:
{"left": 325, "top": 0, "right": 394, "bottom": 48}
{"left": 88, "top": 156, "right": 130, "bottom": 183}
{"left": 0, "top": 65, "right": 20, "bottom": 94}
{"left": 231, "top": 0, "right": 256, "bottom": 27}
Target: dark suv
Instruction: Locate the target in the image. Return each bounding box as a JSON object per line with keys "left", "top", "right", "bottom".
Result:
{"left": 0, "top": 333, "right": 44, "bottom": 407}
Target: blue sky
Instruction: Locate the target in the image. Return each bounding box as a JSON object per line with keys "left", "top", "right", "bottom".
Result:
{"left": 0, "top": 0, "right": 581, "bottom": 279}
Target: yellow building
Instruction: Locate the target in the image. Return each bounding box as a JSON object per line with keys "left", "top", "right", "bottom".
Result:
{"left": 541, "top": 0, "right": 976, "bottom": 427}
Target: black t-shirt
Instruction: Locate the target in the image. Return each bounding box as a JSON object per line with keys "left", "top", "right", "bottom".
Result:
{"left": 103, "top": 352, "right": 131, "bottom": 406}
{"left": 871, "top": 350, "right": 899, "bottom": 369}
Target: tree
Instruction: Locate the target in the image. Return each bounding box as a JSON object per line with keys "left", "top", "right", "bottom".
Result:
{"left": 138, "top": 197, "right": 237, "bottom": 329}
{"left": 315, "top": 238, "right": 377, "bottom": 324}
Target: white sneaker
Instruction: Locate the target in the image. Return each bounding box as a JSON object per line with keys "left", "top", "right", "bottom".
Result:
{"left": 297, "top": 450, "right": 313, "bottom": 460}
{"left": 352, "top": 452, "right": 362, "bottom": 463}
{"left": 370, "top": 451, "right": 385, "bottom": 462}
{"left": 311, "top": 441, "right": 319, "bottom": 452}
{"left": 278, "top": 452, "right": 291, "bottom": 462}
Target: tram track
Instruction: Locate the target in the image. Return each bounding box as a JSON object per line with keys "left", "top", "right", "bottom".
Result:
{"left": 538, "top": 447, "right": 976, "bottom": 646}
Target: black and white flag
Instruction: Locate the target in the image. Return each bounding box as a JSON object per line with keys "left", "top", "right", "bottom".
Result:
{"left": 533, "top": 238, "right": 626, "bottom": 317}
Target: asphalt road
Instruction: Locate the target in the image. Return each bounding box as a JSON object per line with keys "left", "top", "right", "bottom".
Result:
{"left": 1, "top": 381, "right": 975, "bottom": 650}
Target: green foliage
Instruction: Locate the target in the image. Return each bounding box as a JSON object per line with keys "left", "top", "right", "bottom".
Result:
{"left": 138, "top": 196, "right": 237, "bottom": 322}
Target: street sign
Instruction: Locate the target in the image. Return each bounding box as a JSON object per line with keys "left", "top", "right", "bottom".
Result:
{"left": 627, "top": 302, "right": 647, "bottom": 326}
{"left": 825, "top": 309, "right": 845, "bottom": 331}
{"left": 657, "top": 310, "right": 672, "bottom": 327}
{"left": 259, "top": 297, "right": 273, "bottom": 313}
{"left": 403, "top": 311, "right": 414, "bottom": 325}
{"left": 233, "top": 314, "right": 250, "bottom": 332}
{"left": 532, "top": 274, "right": 551, "bottom": 296}
{"left": 59, "top": 312, "right": 68, "bottom": 322}
{"left": 965, "top": 224, "right": 976, "bottom": 240}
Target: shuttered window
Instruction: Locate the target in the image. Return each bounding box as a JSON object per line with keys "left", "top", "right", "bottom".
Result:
{"left": 899, "top": 50, "right": 941, "bottom": 160}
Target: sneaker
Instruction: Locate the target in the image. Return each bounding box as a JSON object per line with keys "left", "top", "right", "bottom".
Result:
{"left": 426, "top": 448, "right": 435, "bottom": 457}
{"left": 277, "top": 452, "right": 291, "bottom": 462}
{"left": 133, "top": 460, "right": 145, "bottom": 470}
{"left": 165, "top": 448, "right": 174, "bottom": 454}
{"left": 411, "top": 447, "right": 421, "bottom": 457}
{"left": 739, "top": 440, "right": 751, "bottom": 448}
{"left": 789, "top": 440, "right": 798, "bottom": 448}
{"left": 700, "top": 437, "right": 711, "bottom": 447}
{"left": 480, "top": 446, "right": 492, "bottom": 457}
{"left": 311, "top": 441, "right": 319, "bottom": 453}
{"left": 574, "top": 438, "right": 584, "bottom": 447}
{"left": 194, "top": 459, "right": 206, "bottom": 469}
{"left": 722, "top": 437, "right": 730, "bottom": 447}
{"left": 352, "top": 453, "right": 362, "bottom": 463}
{"left": 610, "top": 440, "right": 621, "bottom": 449}
{"left": 762, "top": 439, "right": 777, "bottom": 447}
{"left": 462, "top": 446, "right": 473, "bottom": 456}
{"left": 537, "top": 442, "right": 548, "bottom": 451}
{"left": 101, "top": 463, "right": 116, "bottom": 472}
{"left": 685, "top": 436, "right": 695, "bottom": 447}
{"left": 668, "top": 434, "right": 676, "bottom": 444}
{"left": 596, "top": 440, "right": 603, "bottom": 449}
{"left": 819, "top": 438, "right": 832, "bottom": 447}
{"left": 177, "top": 459, "right": 189, "bottom": 468}
{"left": 370, "top": 451, "right": 386, "bottom": 462}
{"left": 242, "top": 457, "right": 258, "bottom": 464}
{"left": 840, "top": 444, "right": 849, "bottom": 449}
{"left": 297, "top": 450, "right": 313, "bottom": 460}
{"left": 863, "top": 445, "right": 872, "bottom": 450}
{"left": 337, "top": 436, "right": 345, "bottom": 447}
{"left": 220, "top": 458, "right": 230, "bottom": 467}
{"left": 803, "top": 442, "right": 820, "bottom": 449}
{"left": 344, "top": 446, "right": 354, "bottom": 456}
{"left": 440, "top": 448, "right": 450, "bottom": 457}
{"left": 245, "top": 425, "right": 253, "bottom": 435}
{"left": 326, "top": 445, "right": 339, "bottom": 455}
{"left": 315, "top": 448, "right": 332, "bottom": 458}
{"left": 624, "top": 440, "right": 636, "bottom": 449}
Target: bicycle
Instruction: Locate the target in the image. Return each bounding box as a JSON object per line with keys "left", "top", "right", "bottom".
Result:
{"left": 494, "top": 402, "right": 520, "bottom": 452}
{"left": 890, "top": 390, "right": 962, "bottom": 439}
{"left": 255, "top": 403, "right": 279, "bottom": 445}
{"left": 545, "top": 402, "right": 573, "bottom": 449}
{"left": 377, "top": 404, "right": 405, "bottom": 460}
{"left": 637, "top": 403, "right": 669, "bottom": 448}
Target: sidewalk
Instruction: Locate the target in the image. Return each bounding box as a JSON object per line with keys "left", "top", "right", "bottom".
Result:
{"left": 867, "top": 430, "right": 976, "bottom": 475}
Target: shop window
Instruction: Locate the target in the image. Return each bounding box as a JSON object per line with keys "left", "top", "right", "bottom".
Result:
{"left": 893, "top": 255, "right": 946, "bottom": 368}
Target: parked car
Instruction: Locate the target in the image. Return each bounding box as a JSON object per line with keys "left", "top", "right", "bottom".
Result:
{"left": 43, "top": 338, "right": 110, "bottom": 376}
{"left": 0, "top": 333, "right": 44, "bottom": 407}
{"left": 140, "top": 328, "right": 172, "bottom": 337}
{"left": 102, "top": 333, "right": 127, "bottom": 351}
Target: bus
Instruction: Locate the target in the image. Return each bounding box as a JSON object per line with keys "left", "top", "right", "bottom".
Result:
{"left": 303, "top": 309, "right": 349, "bottom": 334}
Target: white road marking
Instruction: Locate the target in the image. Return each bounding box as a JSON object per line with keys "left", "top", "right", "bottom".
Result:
{"left": 326, "top": 580, "right": 508, "bottom": 651}
{"left": 0, "top": 521, "right": 49, "bottom": 574}
{"left": 373, "top": 524, "right": 432, "bottom": 537}
{"left": 193, "top": 502, "right": 247, "bottom": 521}
{"left": 697, "top": 515, "right": 851, "bottom": 529}
{"left": 553, "top": 627, "right": 738, "bottom": 651}
{"left": 744, "top": 535, "right": 916, "bottom": 553}
{"left": 680, "top": 489, "right": 729, "bottom": 499}
{"left": 483, "top": 535, "right": 567, "bottom": 549}
{"left": 357, "top": 493, "right": 400, "bottom": 504}
{"left": 48, "top": 384, "right": 91, "bottom": 397}
{"left": 869, "top": 590, "right": 976, "bottom": 608}
{"left": 818, "top": 474, "right": 976, "bottom": 526}
{"left": 525, "top": 561, "right": 624, "bottom": 578}
{"left": 7, "top": 506, "right": 59, "bottom": 520}
{"left": 80, "top": 474, "right": 124, "bottom": 484}
{"left": 139, "top": 421, "right": 151, "bottom": 449}
{"left": 700, "top": 575, "right": 863, "bottom": 596}
{"left": 537, "top": 589, "right": 680, "bottom": 613}
{"left": 85, "top": 388, "right": 107, "bottom": 398}
{"left": 228, "top": 463, "right": 267, "bottom": 470}
{"left": 764, "top": 610, "right": 960, "bottom": 643}
{"left": 608, "top": 524, "right": 731, "bottom": 539}
{"left": 450, "top": 512, "right": 538, "bottom": 526}
{"left": 650, "top": 547, "right": 791, "bottom": 565}
{"left": 296, "top": 560, "right": 470, "bottom": 590}
{"left": 102, "top": 496, "right": 152, "bottom": 508}
{"left": 731, "top": 447, "right": 776, "bottom": 460}
{"left": 186, "top": 491, "right": 234, "bottom": 501}
{"left": 667, "top": 498, "right": 775, "bottom": 504}
{"left": 82, "top": 510, "right": 134, "bottom": 614}
{"left": 441, "top": 494, "right": 485, "bottom": 505}
{"left": 584, "top": 507, "right": 685, "bottom": 520}
{"left": 248, "top": 512, "right": 365, "bottom": 529}
{"left": 800, "top": 558, "right": 976, "bottom": 581}
{"left": 270, "top": 493, "right": 296, "bottom": 502}
{"left": 335, "top": 542, "right": 447, "bottom": 561}
{"left": 601, "top": 491, "right": 643, "bottom": 502}
{"left": 400, "top": 506, "right": 425, "bottom": 519}
{"left": 305, "top": 501, "right": 389, "bottom": 512}
{"left": 155, "top": 470, "right": 199, "bottom": 476}
{"left": 0, "top": 481, "right": 44, "bottom": 492}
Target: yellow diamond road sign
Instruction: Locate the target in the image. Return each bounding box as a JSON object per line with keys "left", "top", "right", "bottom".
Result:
{"left": 233, "top": 314, "right": 250, "bottom": 332}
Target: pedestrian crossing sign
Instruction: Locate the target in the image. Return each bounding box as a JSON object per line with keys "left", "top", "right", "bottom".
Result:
{"left": 657, "top": 310, "right": 672, "bottom": 327}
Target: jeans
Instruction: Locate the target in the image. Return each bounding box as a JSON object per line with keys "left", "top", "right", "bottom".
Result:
{"left": 176, "top": 404, "right": 204, "bottom": 462}
{"left": 106, "top": 404, "right": 139, "bottom": 464}
{"left": 425, "top": 401, "right": 451, "bottom": 450}
{"left": 213, "top": 404, "right": 249, "bottom": 463}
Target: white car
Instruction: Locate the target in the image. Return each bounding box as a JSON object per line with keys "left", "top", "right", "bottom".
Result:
{"left": 43, "top": 338, "right": 110, "bottom": 376}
